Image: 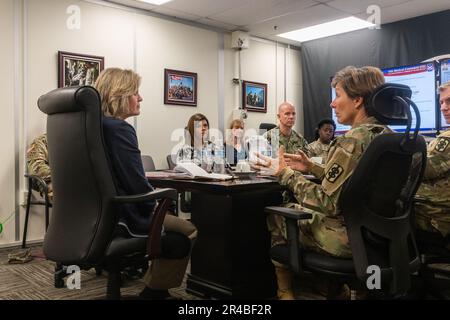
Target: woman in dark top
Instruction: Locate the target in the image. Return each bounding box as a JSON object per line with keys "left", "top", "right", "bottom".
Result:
{"left": 95, "top": 68, "right": 197, "bottom": 300}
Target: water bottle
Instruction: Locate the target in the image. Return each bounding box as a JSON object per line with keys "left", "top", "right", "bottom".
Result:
{"left": 264, "top": 142, "right": 273, "bottom": 158}
{"left": 203, "top": 143, "right": 214, "bottom": 172}
{"left": 213, "top": 139, "right": 225, "bottom": 173}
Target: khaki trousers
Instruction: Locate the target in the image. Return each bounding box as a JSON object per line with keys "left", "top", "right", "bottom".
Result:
{"left": 143, "top": 214, "right": 197, "bottom": 289}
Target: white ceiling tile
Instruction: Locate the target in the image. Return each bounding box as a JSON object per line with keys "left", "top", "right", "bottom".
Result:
{"left": 378, "top": 0, "right": 450, "bottom": 24}
{"left": 196, "top": 17, "right": 239, "bottom": 31}
{"left": 326, "top": 0, "right": 410, "bottom": 15}
{"left": 161, "top": 0, "right": 252, "bottom": 18}
{"left": 249, "top": 4, "right": 347, "bottom": 36}
{"left": 150, "top": 6, "right": 203, "bottom": 21}
{"left": 106, "top": 0, "right": 157, "bottom": 11}
{"left": 106, "top": 0, "right": 450, "bottom": 44}
{"left": 210, "top": 0, "right": 318, "bottom": 27}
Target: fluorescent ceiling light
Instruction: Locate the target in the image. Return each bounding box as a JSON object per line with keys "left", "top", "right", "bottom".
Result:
{"left": 137, "top": 0, "right": 172, "bottom": 5}
{"left": 278, "top": 16, "right": 375, "bottom": 43}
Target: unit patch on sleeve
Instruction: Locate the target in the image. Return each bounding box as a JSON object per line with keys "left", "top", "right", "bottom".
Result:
{"left": 325, "top": 163, "right": 344, "bottom": 183}
{"left": 435, "top": 138, "right": 449, "bottom": 153}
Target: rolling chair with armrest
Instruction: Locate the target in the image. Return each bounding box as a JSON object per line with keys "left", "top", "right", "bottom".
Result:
{"left": 266, "top": 83, "right": 427, "bottom": 299}
{"left": 22, "top": 174, "right": 52, "bottom": 248}
{"left": 38, "top": 86, "right": 189, "bottom": 299}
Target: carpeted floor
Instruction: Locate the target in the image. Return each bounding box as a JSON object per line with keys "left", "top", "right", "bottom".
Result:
{"left": 0, "top": 245, "right": 198, "bottom": 300}
{"left": 0, "top": 244, "right": 326, "bottom": 300}
{"left": 1, "top": 244, "right": 448, "bottom": 300}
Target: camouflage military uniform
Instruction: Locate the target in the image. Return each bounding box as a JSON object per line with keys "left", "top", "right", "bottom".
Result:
{"left": 267, "top": 117, "right": 390, "bottom": 258}
{"left": 263, "top": 126, "right": 311, "bottom": 157}
{"left": 308, "top": 139, "right": 332, "bottom": 164}
{"left": 264, "top": 127, "right": 312, "bottom": 205}
{"left": 414, "top": 130, "right": 450, "bottom": 237}
{"left": 26, "top": 133, "right": 53, "bottom": 199}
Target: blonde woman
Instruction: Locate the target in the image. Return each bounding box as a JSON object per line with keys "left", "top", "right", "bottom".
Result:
{"left": 225, "top": 119, "right": 248, "bottom": 165}
{"left": 95, "top": 68, "right": 197, "bottom": 300}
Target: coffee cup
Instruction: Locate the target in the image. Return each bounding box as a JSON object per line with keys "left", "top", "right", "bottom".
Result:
{"left": 236, "top": 160, "right": 251, "bottom": 172}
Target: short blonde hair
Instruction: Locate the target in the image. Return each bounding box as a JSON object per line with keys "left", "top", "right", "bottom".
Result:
{"left": 94, "top": 68, "right": 141, "bottom": 118}
{"left": 331, "top": 66, "right": 385, "bottom": 109}
{"left": 439, "top": 81, "right": 450, "bottom": 92}
{"left": 229, "top": 119, "right": 244, "bottom": 130}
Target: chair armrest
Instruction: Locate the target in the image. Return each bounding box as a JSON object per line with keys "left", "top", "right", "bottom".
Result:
{"left": 25, "top": 174, "right": 49, "bottom": 193}
{"left": 113, "top": 188, "right": 177, "bottom": 259}
{"left": 265, "top": 206, "right": 312, "bottom": 220}
{"left": 112, "top": 188, "right": 178, "bottom": 203}
{"left": 265, "top": 206, "right": 312, "bottom": 274}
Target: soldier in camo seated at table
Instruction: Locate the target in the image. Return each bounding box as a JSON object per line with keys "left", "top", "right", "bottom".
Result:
{"left": 254, "top": 66, "right": 391, "bottom": 300}
{"left": 415, "top": 81, "right": 450, "bottom": 240}
{"left": 27, "top": 133, "right": 53, "bottom": 200}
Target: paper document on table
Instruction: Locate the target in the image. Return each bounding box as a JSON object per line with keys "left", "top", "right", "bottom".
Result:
{"left": 174, "top": 162, "right": 233, "bottom": 181}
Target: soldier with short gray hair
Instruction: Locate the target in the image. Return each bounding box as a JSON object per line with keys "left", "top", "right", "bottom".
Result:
{"left": 263, "top": 102, "right": 310, "bottom": 157}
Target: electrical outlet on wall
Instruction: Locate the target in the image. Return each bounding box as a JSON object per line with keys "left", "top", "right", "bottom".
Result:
{"left": 20, "top": 190, "right": 29, "bottom": 207}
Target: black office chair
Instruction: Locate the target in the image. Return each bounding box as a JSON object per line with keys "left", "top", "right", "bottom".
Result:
{"left": 259, "top": 123, "right": 276, "bottom": 135}
{"left": 22, "top": 174, "right": 52, "bottom": 248}
{"left": 38, "top": 86, "right": 185, "bottom": 299}
{"left": 266, "top": 83, "right": 427, "bottom": 299}
{"left": 141, "top": 155, "right": 156, "bottom": 172}
{"left": 166, "top": 154, "right": 176, "bottom": 170}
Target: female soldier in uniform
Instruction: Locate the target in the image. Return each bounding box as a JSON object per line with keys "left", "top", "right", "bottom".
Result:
{"left": 254, "top": 66, "right": 390, "bottom": 299}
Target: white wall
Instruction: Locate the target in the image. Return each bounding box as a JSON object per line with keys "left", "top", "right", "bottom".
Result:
{"left": 1, "top": 0, "right": 303, "bottom": 246}
{"left": 223, "top": 37, "right": 303, "bottom": 136}
{"left": 135, "top": 14, "right": 219, "bottom": 170}
{"left": 0, "top": 0, "right": 17, "bottom": 246}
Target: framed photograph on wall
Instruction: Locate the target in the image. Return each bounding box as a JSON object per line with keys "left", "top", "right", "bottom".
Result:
{"left": 58, "top": 51, "right": 104, "bottom": 88}
{"left": 243, "top": 80, "right": 267, "bottom": 113}
{"left": 164, "top": 69, "right": 197, "bottom": 106}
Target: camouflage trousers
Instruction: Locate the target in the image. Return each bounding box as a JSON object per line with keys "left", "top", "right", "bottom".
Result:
{"left": 415, "top": 202, "right": 450, "bottom": 238}
{"left": 267, "top": 193, "right": 352, "bottom": 258}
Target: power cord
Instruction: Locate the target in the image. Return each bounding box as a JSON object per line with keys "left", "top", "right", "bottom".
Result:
{"left": 0, "top": 210, "right": 16, "bottom": 235}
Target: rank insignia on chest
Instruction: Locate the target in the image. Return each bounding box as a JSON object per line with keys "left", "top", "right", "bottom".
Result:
{"left": 435, "top": 138, "right": 449, "bottom": 153}
{"left": 326, "top": 163, "right": 344, "bottom": 183}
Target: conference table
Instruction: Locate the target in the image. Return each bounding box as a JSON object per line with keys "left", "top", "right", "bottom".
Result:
{"left": 147, "top": 173, "right": 284, "bottom": 299}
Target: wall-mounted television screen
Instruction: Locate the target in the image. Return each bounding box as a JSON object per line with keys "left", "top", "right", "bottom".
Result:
{"left": 382, "top": 62, "right": 437, "bottom": 133}
{"left": 330, "top": 87, "right": 351, "bottom": 135}
{"left": 330, "top": 62, "right": 437, "bottom": 135}
{"left": 440, "top": 58, "right": 450, "bottom": 130}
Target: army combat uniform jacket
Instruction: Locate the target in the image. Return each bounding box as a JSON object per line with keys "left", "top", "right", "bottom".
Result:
{"left": 268, "top": 117, "right": 390, "bottom": 258}
{"left": 26, "top": 133, "right": 53, "bottom": 198}
{"left": 308, "top": 139, "right": 332, "bottom": 164}
{"left": 263, "top": 126, "right": 311, "bottom": 157}
{"left": 415, "top": 130, "right": 450, "bottom": 237}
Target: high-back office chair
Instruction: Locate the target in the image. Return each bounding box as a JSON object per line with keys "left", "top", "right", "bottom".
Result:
{"left": 22, "top": 174, "right": 52, "bottom": 248}
{"left": 38, "top": 86, "right": 180, "bottom": 299}
{"left": 266, "top": 83, "right": 427, "bottom": 298}
{"left": 141, "top": 155, "right": 156, "bottom": 172}
{"left": 259, "top": 123, "right": 276, "bottom": 135}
